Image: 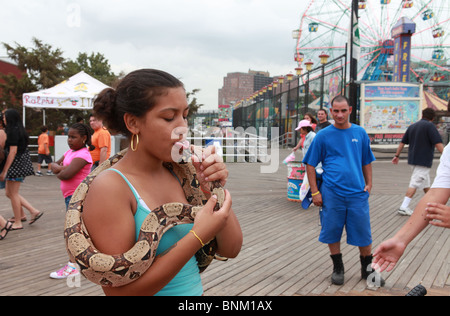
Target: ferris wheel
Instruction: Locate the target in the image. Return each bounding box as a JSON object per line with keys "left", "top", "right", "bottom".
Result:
{"left": 294, "top": 0, "right": 449, "bottom": 83}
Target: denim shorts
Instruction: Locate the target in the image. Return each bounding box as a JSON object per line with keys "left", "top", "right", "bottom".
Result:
{"left": 319, "top": 185, "right": 372, "bottom": 247}
{"left": 65, "top": 195, "right": 73, "bottom": 211}
{"left": 6, "top": 177, "right": 24, "bottom": 183}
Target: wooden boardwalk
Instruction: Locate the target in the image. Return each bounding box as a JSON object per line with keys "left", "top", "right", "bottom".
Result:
{"left": 0, "top": 148, "right": 449, "bottom": 296}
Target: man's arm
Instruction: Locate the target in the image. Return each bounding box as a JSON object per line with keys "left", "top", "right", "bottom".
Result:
{"left": 362, "top": 163, "right": 373, "bottom": 194}
{"left": 373, "top": 188, "right": 450, "bottom": 272}
{"left": 306, "top": 164, "right": 322, "bottom": 207}
{"left": 392, "top": 142, "right": 405, "bottom": 165}
{"left": 435, "top": 142, "right": 444, "bottom": 154}
{"left": 99, "top": 147, "right": 108, "bottom": 164}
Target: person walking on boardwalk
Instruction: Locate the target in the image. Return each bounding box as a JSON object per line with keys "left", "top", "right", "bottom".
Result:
{"left": 35, "top": 125, "right": 53, "bottom": 176}
{"left": 0, "top": 215, "right": 13, "bottom": 240}
{"left": 303, "top": 95, "right": 384, "bottom": 287}
{"left": 0, "top": 111, "right": 6, "bottom": 190}
{"left": 392, "top": 108, "right": 444, "bottom": 216}
{"left": 0, "top": 109, "right": 43, "bottom": 229}
{"left": 48, "top": 123, "right": 93, "bottom": 279}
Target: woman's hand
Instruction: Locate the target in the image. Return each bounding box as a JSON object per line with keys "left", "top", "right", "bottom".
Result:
{"left": 191, "top": 145, "right": 228, "bottom": 191}
{"left": 192, "top": 189, "right": 232, "bottom": 245}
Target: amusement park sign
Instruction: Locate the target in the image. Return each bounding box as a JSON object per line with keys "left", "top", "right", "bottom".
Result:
{"left": 360, "top": 82, "right": 423, "bottom": 144}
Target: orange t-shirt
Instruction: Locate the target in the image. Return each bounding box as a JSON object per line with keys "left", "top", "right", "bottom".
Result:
{"left": 90, "top": 127, "right": 111, "bottom": 162}
{"left": 38, "top": 133, "right": 50, "bottom": 155}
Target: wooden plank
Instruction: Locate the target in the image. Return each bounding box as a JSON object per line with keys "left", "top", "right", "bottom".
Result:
{"left": 0, "top": 151, "right": 449, "bottom": 296}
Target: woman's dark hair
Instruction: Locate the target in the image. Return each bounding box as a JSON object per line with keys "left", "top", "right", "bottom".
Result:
{"left": 70, "top": 123, "right": 95, "bottom": 151}
{"left": 4, "top": 108, "right": 29, "bottom": 146}
{"left": 304, "top": 112, "right": 318, "bottom": 125}
{"left": 93, "top": 69, "right": 184, "bottom": 137}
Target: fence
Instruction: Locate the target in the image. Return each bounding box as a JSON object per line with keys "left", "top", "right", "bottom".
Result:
{"left": 232, "top": 53, "right": 348, "bottom": 146}
{"left": 187, "top": 127, "right": 268, "bottom": 163}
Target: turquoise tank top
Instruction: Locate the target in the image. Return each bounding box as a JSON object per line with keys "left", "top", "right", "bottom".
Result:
{"left": 108, "top": 169, "right": 203, "bottom": 296}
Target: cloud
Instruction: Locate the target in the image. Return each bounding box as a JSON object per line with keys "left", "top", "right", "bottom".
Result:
{"left": 1, "top": 0, "right": 302, "bottom": 109}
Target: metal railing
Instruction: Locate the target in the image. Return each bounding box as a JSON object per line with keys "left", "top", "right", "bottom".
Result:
{"left": 187, "top": 131, "right": 268, "bottom": 163}
{"left": 27, "top": 132, "right": 269, "bottom": 164}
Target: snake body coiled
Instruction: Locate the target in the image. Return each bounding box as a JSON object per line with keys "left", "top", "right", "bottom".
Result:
{"left": 64, "top": 148, "right": 225, "bottom": 287}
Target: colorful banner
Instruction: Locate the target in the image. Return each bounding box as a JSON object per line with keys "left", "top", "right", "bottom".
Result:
{"left": 363, "top": 99, "right": 420, "bottom": 132}
{"left": 361, "top": 83, "right": 422, "bottom": 140}
{"left": 393, "top": 35, "right": 412, "bottom": 82}
{"left": 218, "top": 104, "right": 232, "bottom": 122}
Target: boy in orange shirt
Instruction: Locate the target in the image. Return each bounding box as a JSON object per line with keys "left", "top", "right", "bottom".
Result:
{"left": 89, "top": 115, "right": 111, "bottom": 170}
{"left": 36, "top": 126, "right": 53, "bottom": 176}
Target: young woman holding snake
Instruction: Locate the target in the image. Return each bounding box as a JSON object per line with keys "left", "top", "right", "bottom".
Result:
{"left": 81, "top": 69, "right": 242, "bottom": 296}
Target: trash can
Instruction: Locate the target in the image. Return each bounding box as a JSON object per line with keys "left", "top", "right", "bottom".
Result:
{"left": 287, "top": 161, "right": 305, "bottom": 202}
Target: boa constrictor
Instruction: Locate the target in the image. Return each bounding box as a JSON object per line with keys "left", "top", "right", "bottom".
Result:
{"left": 64, "top": 148, "right": 225, "bottom": 287}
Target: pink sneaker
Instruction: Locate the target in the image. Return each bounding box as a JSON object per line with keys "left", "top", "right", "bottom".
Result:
{"left": 49, "top": 263, "right": 80, "bottom": 279}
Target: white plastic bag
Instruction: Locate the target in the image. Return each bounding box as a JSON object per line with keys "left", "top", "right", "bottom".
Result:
{"left": 299, "top": 170, "right": 310, "bottom": 201}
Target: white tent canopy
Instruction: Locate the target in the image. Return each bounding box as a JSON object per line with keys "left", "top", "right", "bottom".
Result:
{"left": 22, "top": 71, "right": 110, "bottom": 110}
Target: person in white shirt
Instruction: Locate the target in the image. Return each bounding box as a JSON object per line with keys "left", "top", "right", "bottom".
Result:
{"left": 373, "top": 144, "right": 450, "bottom": 273}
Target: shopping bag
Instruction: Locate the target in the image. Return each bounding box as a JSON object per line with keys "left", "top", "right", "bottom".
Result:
{"left": 283, "top": 152, "right": 296, "bottom": 165}
{"left": 299, "top": 171, "right": 310, "bottom": 201}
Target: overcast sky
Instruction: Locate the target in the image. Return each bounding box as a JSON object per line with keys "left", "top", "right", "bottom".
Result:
{"left": 1, "top": 0, "right": 305, "bottom": 110}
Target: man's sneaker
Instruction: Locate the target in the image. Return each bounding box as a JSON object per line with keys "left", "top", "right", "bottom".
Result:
{"left": 49, "top": 264, "right": 79, "bottom": 279}
{"left": 398, "top": 207, "right": 413, "bottom": 216}
{"left": 35, "top": 171, "right": 43, "bottom": 176}
{"left": 46, "top": 170, "right": 54, "bottom": 176}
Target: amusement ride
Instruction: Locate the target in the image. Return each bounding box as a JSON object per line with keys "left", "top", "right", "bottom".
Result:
{"left": 293, "top": 0, "right": 449, "bottom": 84}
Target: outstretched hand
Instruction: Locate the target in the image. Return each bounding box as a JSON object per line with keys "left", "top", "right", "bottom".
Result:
{"left": 372, "top": 238, "right": 407, "bottom": 272}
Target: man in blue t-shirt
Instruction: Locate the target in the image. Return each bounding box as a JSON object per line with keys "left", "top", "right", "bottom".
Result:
{"left": 303, "top": 95, "right": 384, "bottom": 287}
{"left": 392, "top": 108, "right": 444, "bottom": 216}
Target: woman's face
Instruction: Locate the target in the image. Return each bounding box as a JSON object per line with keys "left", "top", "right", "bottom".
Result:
{"left": 67, "top": 128, "right": 86, "bottom": 151}
{"left": 136, "top": 87, "right": 189, "bottom": 162}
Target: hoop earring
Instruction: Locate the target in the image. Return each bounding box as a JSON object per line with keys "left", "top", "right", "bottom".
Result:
{"left": 131, "top": 134, "right": 139, "bottom": 152}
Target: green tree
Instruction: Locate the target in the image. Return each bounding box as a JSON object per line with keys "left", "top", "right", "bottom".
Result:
{"left": 65, "top": 52, "right": 119, "bottom": 86}
{"left": 0, "top": 38, "right": 69, "bottom": 134}
{"left": 0, "top": 38, "right": 119, "bottom": 134}
{"left": 186, "top": 88, "right": 203, "bottom": 119}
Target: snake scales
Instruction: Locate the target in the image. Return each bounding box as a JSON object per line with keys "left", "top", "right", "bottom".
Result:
{"left": 64, "top": 147, "right": 225, "bottom": 287}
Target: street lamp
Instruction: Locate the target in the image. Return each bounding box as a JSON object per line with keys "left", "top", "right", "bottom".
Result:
{"left": 286, "top": 74, "right": 295, "bottom": 136}
{"left": 305, "top": 59, "right": 314, "bottom": 72}
{"left": 295, "top": 67, "right": 304, "bottom": 144}
{"left": 277, "top": 77, "right": 285, "bottom": 135}
{"left": 319, "top": 51, "right": 329, "bottom": 109}
{"left": 319, "top": 51, "right": 330, "bottom": 65}
{"left": 304, "top": 59, "right": 314, "bottom": 114}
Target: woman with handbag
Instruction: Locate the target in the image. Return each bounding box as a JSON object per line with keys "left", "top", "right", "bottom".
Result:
{"left": 0, "top": 109, "right": 43, "bottom": 230}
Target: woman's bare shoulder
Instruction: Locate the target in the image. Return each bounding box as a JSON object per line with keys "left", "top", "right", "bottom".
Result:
{"left": 82, "top": 169, "right": 137, "bottom": 253}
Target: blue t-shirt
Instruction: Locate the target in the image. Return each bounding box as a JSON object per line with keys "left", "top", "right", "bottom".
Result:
{"left": 303, "top": 124, "right": 375, "bottom": 197}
